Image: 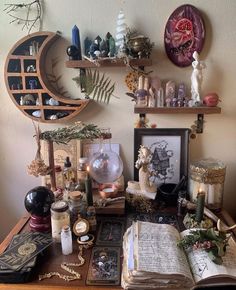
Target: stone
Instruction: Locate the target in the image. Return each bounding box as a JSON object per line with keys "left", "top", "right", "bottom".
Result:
{"left": 32, "top": 110, "right": 41, "bottom": 118}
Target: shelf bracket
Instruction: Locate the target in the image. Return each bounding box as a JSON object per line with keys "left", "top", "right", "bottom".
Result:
{"left": 196, "top": 114, "right": 204, "bottom": 134}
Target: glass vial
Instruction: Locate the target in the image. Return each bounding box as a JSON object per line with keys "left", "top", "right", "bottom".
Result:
{"left": 61, "top": 225, "right": 73, "bottom": 255}
{"left": 63, "top": 156, "right": 76, "bottom": 188}
{"left": 77, "top": 157, "right": 88, "bottom": 191}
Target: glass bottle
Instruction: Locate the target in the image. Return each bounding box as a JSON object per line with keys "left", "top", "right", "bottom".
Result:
{"left": 63, "top": 156, "right": 76, "bottom": 189}
{"left": 50, "top": 200, "right": 70, "bottom": 243}
{"left": 68, "top": 191, "right": 87, "bottom": 227}
{"left": 61, "top": 225, "right": 73, "bottom": 255}
{"left": 55, "top": 165, "right": 64, "bottom": 189}
{"left": 89, "top": 128, "right": 123, "bottom": 184}
{"left": 77, "top": 157, "right": 88, "bottom": 191}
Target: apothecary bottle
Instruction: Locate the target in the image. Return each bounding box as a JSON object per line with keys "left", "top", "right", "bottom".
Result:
{"left": 68, "top": 191, "right": 87, "bottom": 227}
{"left": 77, "top": 157, "right": 88, "bottom": 191}
{"left": 61, "top": 225, "right": 73, "bottom": 255}
{"left": 51, "top": 200, "right": 70, "bottom": 243}
{"left": 63, "top": 156, "right": 76, "bottom": 188}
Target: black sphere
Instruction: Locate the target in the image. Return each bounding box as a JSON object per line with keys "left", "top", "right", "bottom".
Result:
{"left": 24, "top": 186, "right": 54, "bottom": 217}
{"left": 66, "top": 45, "right": 79, "bottom": 59}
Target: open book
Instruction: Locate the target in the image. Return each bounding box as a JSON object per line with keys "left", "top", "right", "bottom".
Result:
{"left": 122, "top": 221, "right": 236, "bottom": 289}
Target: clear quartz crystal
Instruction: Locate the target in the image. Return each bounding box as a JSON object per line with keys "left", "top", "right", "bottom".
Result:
{"left": 61, "top": 225, "right": 73, "bottom": 255}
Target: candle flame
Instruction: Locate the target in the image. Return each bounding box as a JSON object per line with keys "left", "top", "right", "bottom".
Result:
{"left": 87, "top": 166, "right": 90, "bottom": 172}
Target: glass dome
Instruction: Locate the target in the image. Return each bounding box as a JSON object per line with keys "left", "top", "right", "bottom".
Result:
{"left": 89, "top": 129, "right": 123, "bottom": 184}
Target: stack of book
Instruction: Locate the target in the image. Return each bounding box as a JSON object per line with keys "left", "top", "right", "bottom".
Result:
{"left": 122, "top": 221, "right": 236, "bottom": 290}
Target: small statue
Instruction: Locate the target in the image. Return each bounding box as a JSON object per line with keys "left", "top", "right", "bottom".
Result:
{"left": 135, "top": 145, "right": 157, "bottom": 197}
{"left": 191, "top": 51, "right": 206, "bottom": 105}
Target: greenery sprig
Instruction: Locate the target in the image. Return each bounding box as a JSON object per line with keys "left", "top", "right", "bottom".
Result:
{"left": 73, "top": 69, "right": 115, "bottom": 104}
{"left": 39, "top": 122, "right": 102, "bottom": 144}
{"left": 178, "top": 228, "right": 229, "bottom": 265}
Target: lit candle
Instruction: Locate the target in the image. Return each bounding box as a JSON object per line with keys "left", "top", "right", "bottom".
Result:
{"left": 195, "top": 190, "right": 205, "bottom": 223}
{"left": 85, "top": 166, "right": 93, "bottom": 206}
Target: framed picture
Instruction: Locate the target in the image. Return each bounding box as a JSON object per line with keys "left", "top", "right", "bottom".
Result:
{"left": 134, "top": 128, "right": 190, "bottom": 185}
{"left": 86, "top": 246, "right": 121, "bottom": 286}
{"left": 42, "top": 139, "right": 81, "bottom": 187}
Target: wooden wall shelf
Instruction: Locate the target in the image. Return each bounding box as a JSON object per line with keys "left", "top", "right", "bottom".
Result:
{"left": 134, "top": 106, "right": 221, "bottom": 114}
{"left": 66, "top": 58, "right": 152, "bottom": 68}
{"left": 4, "top": 31, "right": 89, "bottom": 123}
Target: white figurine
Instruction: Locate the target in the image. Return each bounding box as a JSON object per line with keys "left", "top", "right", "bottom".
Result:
{"left": 191, "top": 51, "right": 206, "bottom": 105}
{"left": 135, "top": 145, "right": 157, "bottom": 196}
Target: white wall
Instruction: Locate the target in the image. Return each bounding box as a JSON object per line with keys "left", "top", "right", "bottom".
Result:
{"left": 1, "top": 0, "right": 236, "bottom": 241}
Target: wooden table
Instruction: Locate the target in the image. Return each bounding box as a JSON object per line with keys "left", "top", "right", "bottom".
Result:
{"left": 0, "top": 209, "right": 235, "bottom": 290}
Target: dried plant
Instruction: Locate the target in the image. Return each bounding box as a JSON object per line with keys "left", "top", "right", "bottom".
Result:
{"left": 27, "top": 122, "right": 50, "bottom": 177}
{"left": 4, "top": 0, "right": 42, "bottom": 34}
{"left": 39, "top": 121, "right": 102, "bottom": 144}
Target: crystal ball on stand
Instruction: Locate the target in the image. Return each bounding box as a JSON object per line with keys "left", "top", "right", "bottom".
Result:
{"left": 24, "top": 186, "right": 55, "bottom": 232}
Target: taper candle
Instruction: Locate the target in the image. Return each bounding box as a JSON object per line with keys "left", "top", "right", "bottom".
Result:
{"left": 195, "top": 191, "right": 205, "bottom": 223}
{"left": 85, "top": 166, "right": 93, "bottom": 206}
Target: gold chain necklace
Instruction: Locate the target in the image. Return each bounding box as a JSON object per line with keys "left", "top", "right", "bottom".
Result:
{"left": 39, "top": 245, "right": 85, "bottom": 282}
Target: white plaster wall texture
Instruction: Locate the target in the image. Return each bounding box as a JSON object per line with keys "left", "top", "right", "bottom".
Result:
{"left": 0, "top": 0, "right": 236, "bottom": 241}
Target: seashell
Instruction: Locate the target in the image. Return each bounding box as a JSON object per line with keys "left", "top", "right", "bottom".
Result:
{"left": 48, "top": 98, "right": 60, "bottom": 106}
{"left": 32, "top": 110, "right": 41, "bottom": 118}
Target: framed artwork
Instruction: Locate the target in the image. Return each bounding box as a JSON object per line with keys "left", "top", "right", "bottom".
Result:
{"left": 86, "top": 246, "right": 121, "bottom": 286}
{"left": 42, "top": 139, "right": 81, "bottom": 187}
{"left": 96, "top": 218, "right": 125, "bottom": 246}
{"left": 134, "top": 128, "right": 190, "bottom": 185}
{"left": 164, "top": 4, "right": 205, "bottom": 67}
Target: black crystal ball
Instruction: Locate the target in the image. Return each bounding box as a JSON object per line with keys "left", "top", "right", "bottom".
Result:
{"left": 24, "top": 186, "right": 55, "bottom": 217}
{"left": 66, "top": 45, "right": 79, "bottom": 59}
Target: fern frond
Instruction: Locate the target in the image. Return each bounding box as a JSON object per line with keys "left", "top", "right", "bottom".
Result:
{"left": 72, "top": 69, "right": 115, "bottom": 103}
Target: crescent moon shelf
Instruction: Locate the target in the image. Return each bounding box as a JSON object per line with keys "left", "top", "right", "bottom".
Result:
{"left": 4, "top": 31, "right": 89, "bottom": 123}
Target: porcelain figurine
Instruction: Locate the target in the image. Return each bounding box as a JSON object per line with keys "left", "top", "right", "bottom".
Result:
{"left": 191, "top": 51, "right": 206, "bottom": 105}
{"left": 135, "top": 145, "right": 157, "bottom": 197}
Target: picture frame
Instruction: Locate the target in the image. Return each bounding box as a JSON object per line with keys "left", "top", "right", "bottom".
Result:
{"left": 134, "top": 128, "right": 190, "bottom": 185}
{"left": 42, "top": 139, "right": 81, "bottom": 188}
{"left": 86, "top": 246, "right": 121, "bottom": 286}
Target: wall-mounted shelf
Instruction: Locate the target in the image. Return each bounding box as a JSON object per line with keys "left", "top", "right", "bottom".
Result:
{"left": 65, "top": 58, "right": 152, "bottom": 68}
{"left": 134, "top": 106, "right": 221, "bottom": 133}
{"left": 134, "top": 106, "right": 221, "bottom": 114}
{"left": 5, "top": 31, "right": 90, "bottom": 123}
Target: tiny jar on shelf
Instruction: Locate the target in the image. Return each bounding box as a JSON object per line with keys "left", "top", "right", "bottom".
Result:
{"left": 188, "top": 158, "right": 226, "bottom": 211}
{"left": 51, "top": 200, "right": 70, "bottom": 243}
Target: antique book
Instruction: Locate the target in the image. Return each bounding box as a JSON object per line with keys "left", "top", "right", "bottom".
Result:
{"left": 122, "top": 221, "right": 236, "bottom": 290}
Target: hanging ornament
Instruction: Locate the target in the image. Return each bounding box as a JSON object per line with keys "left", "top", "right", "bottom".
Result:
{"left": 115, "top": 9, "right": 127, "bottom": 51}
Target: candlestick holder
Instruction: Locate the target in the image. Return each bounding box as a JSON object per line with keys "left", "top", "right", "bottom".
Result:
{"left": 188, "top": 158, "right": 226, "bottom": 211}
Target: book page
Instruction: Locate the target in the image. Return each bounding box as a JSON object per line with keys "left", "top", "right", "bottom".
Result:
{"left": 182, "top": 232, "right": 236, "bottom": 284}
{"left": 134, "top": 221, "right": 193, "bottom": 281}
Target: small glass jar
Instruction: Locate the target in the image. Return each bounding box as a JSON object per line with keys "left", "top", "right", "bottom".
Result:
{"left": 68, "top": 191, "right": 87, "bottom": 226}
{"left": 51, "top": 200, "right": 70, "bottom": 243}
{"left": 77, "top": 157, "right": 88, "bottom": 191}
{"left": 61, "top": 225, "right": 73, "bottom": 255}
{"left": 188, "top": 158, "right": 226, "bottom": 211}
